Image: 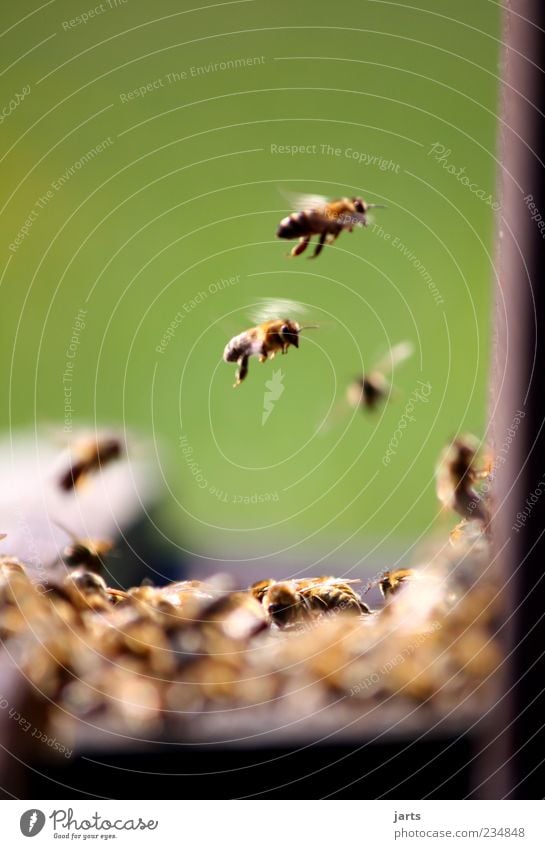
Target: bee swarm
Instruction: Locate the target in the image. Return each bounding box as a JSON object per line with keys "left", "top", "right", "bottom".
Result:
{"left": 0, "top": 520, "right": 502, "bottom": 747}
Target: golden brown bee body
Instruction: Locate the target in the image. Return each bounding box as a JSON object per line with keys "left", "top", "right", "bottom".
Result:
{"left": 277, "top": 195, "right": 380, "bottom": 258}
{"left": 223, "top": 318, "right": 301, "bottom": 386}
{"left": 0, "top": 555, "right": 26, "bottom": 576}
{"left": 54, "top": 521, "right": 113, "bottom": 574}
{"left": 347, "top": 373, "right": 389, "bottom": 411}
{"left": 378, "top": 569, "right": 417, "bottom": 599}
{"left": 296, "top": 576, "right": 369, "bottom": 615}
{"left": 259, "top": 577, "right": 368, "bottom": 627}
{"left": 249, "top": 578, "right": 275, "bottom": 602}
{"left": 261, "top": 581, "right": 311, "bottom": 629}
{"left": 199, "top": 591, "right": 269, "bottom": 640}
{"left": 59, "top": 436, "right": 122, "bottom": 491}
{"left": 61, "top": 539, "right": 113, "bottom": 572}
{"left": 346, "top": 342, "right": 413, "bottom": 414}
{"left": 436, "top": 435, "right": 490, "bottom": 525}
{"left": 63, "top": 567, "right": 111, "bottom": 611}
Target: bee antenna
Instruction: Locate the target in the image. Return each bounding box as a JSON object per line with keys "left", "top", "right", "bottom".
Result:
{"left": 366, "top": 204, "right": 387, "bottom": 209}
{"left": 299, "top": 324, "right": 319, "bottom": 331}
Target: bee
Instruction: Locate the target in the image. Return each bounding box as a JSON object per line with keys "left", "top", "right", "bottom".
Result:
{"left": 63, "top": 567, "right": 111, "bottom": 611}
{"left": 224, "top": 316, "right": 317, "bottom": 387}
{"left": 449, "top": 518, "right": 490, "bottom": 552}
{"left": 296, "top": 576, "right": 369, "bottom": 615}
{"left": 436, "top": 435, "right": 490, "bottom": 524}
{"left": 0, "top": 555, "right": 26, "bottom": 577}
{"left": 276, "top": 192, "right": 385, "bottom": 258}
{"left": 55, "top": 522, "right": 113, "bottom": 573}
{"left": 199, "top": 591, "right": 269, "bottom": 640}
{"left": 261, "top": 580, "right": 311, "bottom": 629}
{"left": 377, "top": 568, "right": 417, "bottom": 599}
{"left": 249, "top": 578, "right": 275, "bottom": 602}
{"left": 59, "top": 436, "right": 122, "bottom": 491}
{"left": 347, "top": 341, "right": 414, "bottom": 412}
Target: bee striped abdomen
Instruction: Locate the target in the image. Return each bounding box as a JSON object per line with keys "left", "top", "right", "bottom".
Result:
{"left": 223, "top": 333, "right": 249, "bottom": 363}
{"left": 276, "top": 211, "right": 311, "bottom": 239}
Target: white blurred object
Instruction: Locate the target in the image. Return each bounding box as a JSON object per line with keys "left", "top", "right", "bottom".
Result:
{"left": 0, "top": 428, "right": 158, "bottom": 575}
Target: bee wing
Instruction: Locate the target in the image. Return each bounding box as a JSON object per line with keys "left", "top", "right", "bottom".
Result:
{"left": 372, "top": 341, "right": 414, "bottom": 376}
{"left": 248, "top": 298, "right": 309, "bottom": 324}
{"left": 280, "top": 190, "right": 329, "bottom": 213}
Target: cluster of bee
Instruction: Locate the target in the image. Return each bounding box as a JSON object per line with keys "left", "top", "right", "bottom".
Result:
{"left": 0, "top": 428, "right": 498, "bottom": 739}
{"left": 0, "top": 531, "right": 499, "bottom": 739}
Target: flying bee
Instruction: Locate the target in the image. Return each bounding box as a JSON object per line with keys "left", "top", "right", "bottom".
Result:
{"left": 276, "top": 192, "right": 386, "bottom": 259}
{"left": 347, "top": 341, "right": 414, "bottom": 412}
{"left": 54, "top": 522, "right": 113, "bottom": 573}
{"left": 59, "top": 435, "right": 122, "bottom": 491}
{"left": 436, "top": 435, "right": 490, "bottom": 525}
{"left": 223, "top": 301, "right": 318, "bottom": 387}
{"left": 261, "top": 580, "right": 311, "bottom": 629}
{"left": 295, "top": 576, "right": 369, "bottom": 615}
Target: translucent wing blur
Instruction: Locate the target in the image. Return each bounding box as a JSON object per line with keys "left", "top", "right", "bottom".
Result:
{"left": 248, "top": 298, "right": 309, "bottom": 323}
{"left": 372, "top": 341, "right": 414, "bottom": 375}
{"left": 280, "top": 190, "right": 330, "bottom": 213}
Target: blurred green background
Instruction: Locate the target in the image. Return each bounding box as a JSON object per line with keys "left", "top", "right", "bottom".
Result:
{"left": 0, "top": 0, "right": 500, "bottom": 571}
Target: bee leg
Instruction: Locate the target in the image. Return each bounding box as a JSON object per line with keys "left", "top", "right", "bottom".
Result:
{"left": 234, "top": 355, "right": 249, "bottom": 387}
{"left": 309, "top": 232, "right": 327, "bottom": 259}
{"left": 290, "top": 236, "right": 310, "bottom": 257}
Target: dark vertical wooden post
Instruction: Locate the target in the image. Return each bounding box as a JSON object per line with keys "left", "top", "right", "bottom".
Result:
{"left": 482, "top": 0, "right": 545, "bottom": 798}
